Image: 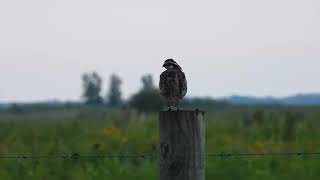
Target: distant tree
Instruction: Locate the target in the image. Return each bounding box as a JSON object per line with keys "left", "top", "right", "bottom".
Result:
{"left": 82, "top": 71, "right": 103, "bottom": 105}
{"left": 106, "top": 74, "right": 123, "bottom": 107}
{"left": 9, "top": 103, "right": 24, "bottom": 114}
{"left": 141, "top": 74, "right": 154, "bottom": 91}
{"left": 129, "top": 74, "right": 164, "bottom": 112}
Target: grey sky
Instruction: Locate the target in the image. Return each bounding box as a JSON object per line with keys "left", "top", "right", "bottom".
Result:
{"left": 1, "top": 0, "right": 320, "bottom": 102}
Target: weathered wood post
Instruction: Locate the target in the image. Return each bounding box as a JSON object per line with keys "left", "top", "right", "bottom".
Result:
{"left": 159, "top": 110, "right": 205, "bottom": 180}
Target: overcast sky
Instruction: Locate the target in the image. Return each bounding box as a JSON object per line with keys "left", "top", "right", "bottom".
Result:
{"left": 1, "top": 0, "right": 320, "bottom": 102}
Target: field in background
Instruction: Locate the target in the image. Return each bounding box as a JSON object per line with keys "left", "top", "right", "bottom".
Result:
{"left": 1, "top": 105, "right": 320, "bottom": 179}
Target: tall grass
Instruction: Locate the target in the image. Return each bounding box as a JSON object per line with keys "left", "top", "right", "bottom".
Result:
{"left": 0, "top": 105, "right": 320, "bottom": 179}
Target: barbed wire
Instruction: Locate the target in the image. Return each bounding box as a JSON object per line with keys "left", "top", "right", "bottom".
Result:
{"left": 0, "top": 153, "right": 152, "bottom": 160}
{"left": 207, "top": 152, "right": 320, "bottom": 157}
{"left": 1, "top": 152, "right": 320, "bottom": 160}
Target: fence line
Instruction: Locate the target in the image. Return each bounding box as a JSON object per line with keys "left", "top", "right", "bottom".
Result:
{"left": 1, "top": 152, "right": 320, "bottom": 160}
{"left": 0, "top": 154, "right": 149, "bottom": 160}
{"left": 206, "top": 152, "right": 320, "bottom": 157}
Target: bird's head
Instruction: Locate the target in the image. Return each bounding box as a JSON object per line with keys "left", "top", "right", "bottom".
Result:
{"left": 163, "top": 59, "right": 181, "bottom": 70}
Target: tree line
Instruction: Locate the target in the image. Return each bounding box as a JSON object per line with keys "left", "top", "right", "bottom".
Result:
{"left": 82, "top": 72, "right": 163, "bottom": 112}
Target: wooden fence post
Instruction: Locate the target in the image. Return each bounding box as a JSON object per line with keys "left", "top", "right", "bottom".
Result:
{"left": 159, "top": 110, "right": 205, "bottom": 180}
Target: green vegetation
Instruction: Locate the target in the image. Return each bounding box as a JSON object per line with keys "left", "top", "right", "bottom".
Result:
{"left": 129, "top": 74, "right": 164, "bottom": 113}
{"left": 1, "top": 105, "right": 320, "bottom": 179}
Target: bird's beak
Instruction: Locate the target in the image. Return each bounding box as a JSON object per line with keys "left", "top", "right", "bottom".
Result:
{"left": 162, "top": 63, "right": 167, "bottom": 68}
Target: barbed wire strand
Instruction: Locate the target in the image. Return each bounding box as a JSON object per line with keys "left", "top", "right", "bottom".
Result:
{"left": 0, "top": 154, "right": 151, "bottom": 160}
{"left": 1, "top": 152, "right": 320, "bottom": 160}
{"left": 207, "top": 152, "right": 320, "bottom": 157}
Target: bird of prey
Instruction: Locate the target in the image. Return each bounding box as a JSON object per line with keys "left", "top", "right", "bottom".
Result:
{"left": 159, "top": 59, "right": 187, "bottom": 111}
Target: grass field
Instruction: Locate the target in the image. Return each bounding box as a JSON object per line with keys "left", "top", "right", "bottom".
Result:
{"left": 0, "top": 105, "right": 320, "bottom": 179}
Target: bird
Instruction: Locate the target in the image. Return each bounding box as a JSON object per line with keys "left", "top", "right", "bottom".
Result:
{"left": 159, "top": 59, "right": 187, "bottom": 111}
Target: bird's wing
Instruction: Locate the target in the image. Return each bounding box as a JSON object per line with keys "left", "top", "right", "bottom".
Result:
{"left": 159, "top": 72, "right": 167, "bottom": 96}
{"left": 179, "top": 71, "right": 187, "bottom": 98}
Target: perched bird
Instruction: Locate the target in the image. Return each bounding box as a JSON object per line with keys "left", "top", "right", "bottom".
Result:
{"left": 159, "top": 59, "right": 187, "bottom": 111}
